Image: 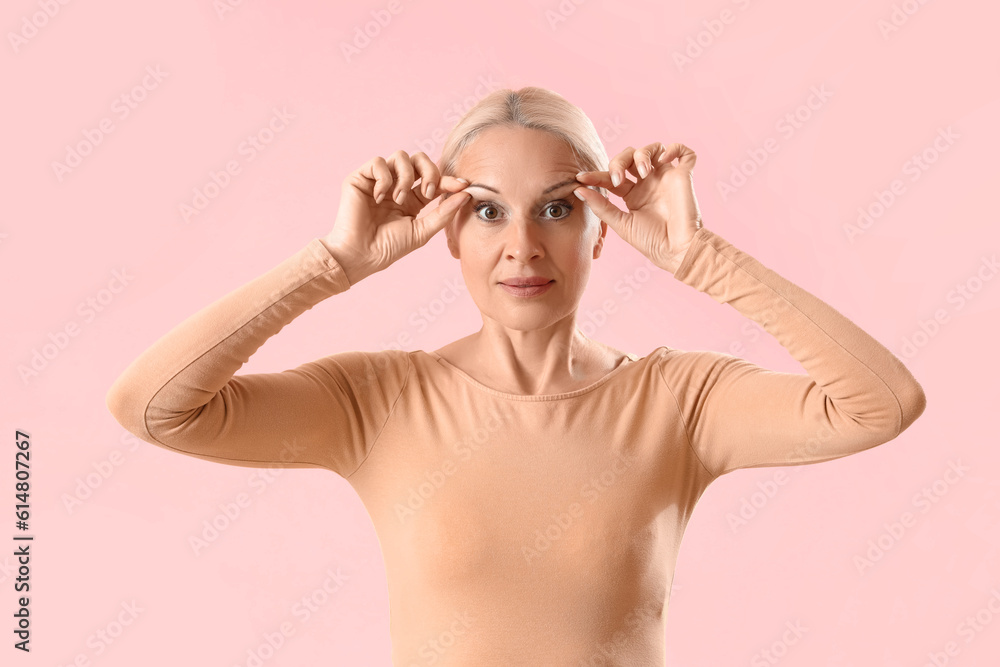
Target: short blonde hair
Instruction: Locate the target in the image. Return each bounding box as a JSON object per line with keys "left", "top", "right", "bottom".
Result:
{"left": 437, "top": 86, "right": 609, "bottom": 226}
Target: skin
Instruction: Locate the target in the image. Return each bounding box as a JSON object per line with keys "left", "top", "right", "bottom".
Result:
{"left": 438, "top": 126, "right": 616, "bottom": 396}
{"left": 323, "top": 125, "right": 704, "bottom": 396}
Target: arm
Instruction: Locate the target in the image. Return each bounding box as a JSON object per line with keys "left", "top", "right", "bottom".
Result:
{"left": 104, "top": 238, "right": 410, "bottom": 477}
{"left": 659, "top": 227, "right": 927, "bottom": 479}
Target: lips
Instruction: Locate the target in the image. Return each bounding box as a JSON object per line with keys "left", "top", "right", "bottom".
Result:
{"left": 500, "top": 277, "right": 552, "bottom": 287}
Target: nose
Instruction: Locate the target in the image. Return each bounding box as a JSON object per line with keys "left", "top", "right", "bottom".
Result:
{"left": 504, "top": 218, "right": 544, "bottom": 263}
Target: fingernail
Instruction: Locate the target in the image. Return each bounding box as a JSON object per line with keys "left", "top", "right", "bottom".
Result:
{"left": 638, "top": 163, "right": 648, "bottom": 178}
{"left": 576, "top": 171, "right": 587, "bottom": 179}
{"left": 426, "top": 182, "right": 436, "bottom": 198}
{"left": 611, "top": 171, "right": 621, "bottom": 187}
{"left": 456, "top": 177, "right": 469, "bottom": 184}
{"left": 573, "top": 188, "right": 586, "bottom": 201}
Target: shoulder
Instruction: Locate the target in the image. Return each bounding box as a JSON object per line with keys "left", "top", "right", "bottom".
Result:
{"left": 431, "top": 334, "right": 476, "bottom": 362}
{"left": 652, "top": 347, "right": 745, "bottom": 391}
{"left": 304, "top": 348, "right": 414, "bottom": 389}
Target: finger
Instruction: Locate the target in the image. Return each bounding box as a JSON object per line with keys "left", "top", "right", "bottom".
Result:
{"left": 438, "top": 175, "right": 470, "bottom": 193}
{"left": 409, "top": 152, "right": 440, "bottom": 207}
{"left": 676, "top": 143, "right": 697, "bottom": 169}
{"left": 364, "top": 156, "right": 393, "bottom": 204}
{"left": 572, "top": 186, "right": 629, "bottom": 236}
{"left": 646, "top": 142, "right": 668, "bottom": 167}
{"left": 612, "top": 145, "right": 659, "bottom": 183}
{"left": 624, "top": 146, "right": 650, "bottom": 180}
{"left": 609, "top": 145, "right": 637, "bottom": 188}
{"left": 386, "top": 150, "right": 416, "bottom": 205}
{"left": 656, "top": 142, "right": 697, "bottom": 169}
{"left": 577, "top": 170, "right": 637, "bottom": 198}
{"left": 635, "top": 143, "right": 663, "bottom": 179}
{"left": 413, "top": 190, "right": 472, "bottom": 247}
{"left": 437, "top": 176, "right": 472, "bottom": 204}
{"left": 575, "top": 170, "right": 612, "bottom": 187}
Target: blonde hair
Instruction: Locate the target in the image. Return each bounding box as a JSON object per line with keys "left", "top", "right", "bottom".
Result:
{"left": 436, "top": 86, "right": 609, "bottom": 226}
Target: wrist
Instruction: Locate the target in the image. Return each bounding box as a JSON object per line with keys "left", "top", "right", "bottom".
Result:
{"left": 319, "top": 239, "right": 367, "bottom": 286}
{"left": 659, "top": 244, "right": 691, "bottom": 275}
{"left": 662, "top": 228, "right": 706, "bottom": 275}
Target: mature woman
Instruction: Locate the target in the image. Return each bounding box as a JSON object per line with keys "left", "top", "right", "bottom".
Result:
{"left": 106, "top": 87, "right": 926, "bottom": 666}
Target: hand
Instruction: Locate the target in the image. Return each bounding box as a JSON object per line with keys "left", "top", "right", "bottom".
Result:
{"left": 324, "top": 150, "right": 472, "bottom": 285}
{"left": 573, "top": 142, "right": 703, "bottom": 274}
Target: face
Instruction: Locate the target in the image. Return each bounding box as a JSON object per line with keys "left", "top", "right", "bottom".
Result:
{"left": 445, "top": 125, "right": 608, "bottom": 332}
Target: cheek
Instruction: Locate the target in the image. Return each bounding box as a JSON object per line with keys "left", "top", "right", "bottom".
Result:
{"left": 457, "top": 241, "right": 494, "bottom": 286}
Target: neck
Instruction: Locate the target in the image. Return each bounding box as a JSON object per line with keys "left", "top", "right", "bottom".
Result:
{"left": 468, "top": 316, "right": 599, "bottom": 395}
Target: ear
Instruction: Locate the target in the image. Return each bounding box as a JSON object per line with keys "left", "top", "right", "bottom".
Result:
{"left": 593, "top": 220, "right": 608, "bottom": 259}
{"left": 446, "top": 225, "right": 460, "bottom": 259}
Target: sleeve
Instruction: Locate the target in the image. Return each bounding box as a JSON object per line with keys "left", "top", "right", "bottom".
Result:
{"left": 657, "top": 226, "right": 927, "bottom": 479}
{"left": 104, "top": 238, "right": 411, "bottom": 479}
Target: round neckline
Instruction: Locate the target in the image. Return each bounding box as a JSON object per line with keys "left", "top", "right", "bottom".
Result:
{"left": 421, "top": 349, "right": 639, "bottom": 401}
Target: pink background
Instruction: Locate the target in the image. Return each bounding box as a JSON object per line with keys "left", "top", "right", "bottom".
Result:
{"left": 3, "top": 0, "right": 998, "bottom": 665}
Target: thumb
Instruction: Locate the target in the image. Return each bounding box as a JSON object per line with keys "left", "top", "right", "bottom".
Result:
{"left": 412, "top": 190, "right": 471, "bottom": 247}
{"left": 574, "top": 186, "right": 629, "bottom": 236}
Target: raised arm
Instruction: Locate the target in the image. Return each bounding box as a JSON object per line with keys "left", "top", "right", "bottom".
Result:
{"left": 104, "top": 238, "right": 412, "bottom": 476}
{"left": 106, "top": 150, "right": 473, "bottom": 477}
{"left": 659, "top": 226, "right": 927, "bottom": 479}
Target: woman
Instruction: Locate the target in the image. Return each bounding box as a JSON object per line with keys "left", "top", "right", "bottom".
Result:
{"left": 106, "top": 87, "right": 927, "bottom": 666}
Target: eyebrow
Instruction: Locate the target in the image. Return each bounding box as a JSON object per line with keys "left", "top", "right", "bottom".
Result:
{"left": 464, "top": 178, "right": 579, "bottom": 197}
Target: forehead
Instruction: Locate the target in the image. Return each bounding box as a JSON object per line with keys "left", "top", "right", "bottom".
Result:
{"left": 455, "top": 126, "right": 580, "bottom": 183}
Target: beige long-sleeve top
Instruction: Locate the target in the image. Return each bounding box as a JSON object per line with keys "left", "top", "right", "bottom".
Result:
{"left": 106, "top": 226, "right": 926, "bottom": 666}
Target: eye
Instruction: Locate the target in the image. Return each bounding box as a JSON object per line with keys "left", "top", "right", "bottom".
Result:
{"left": 472, "top": 201, "right": 574, "bottom": 223}
{"left": 473, "top": 202, "right": 501, "bottom": 221}
{"left": 544, "top": 202, "right": 573, "bottom": 219}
